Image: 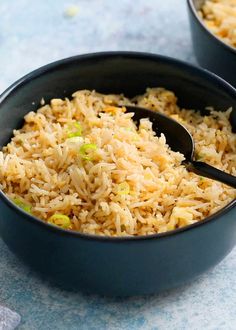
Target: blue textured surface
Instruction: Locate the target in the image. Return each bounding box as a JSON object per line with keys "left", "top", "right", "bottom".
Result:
{"left": 0, "top": 0, "right": 235, "bottom": 329}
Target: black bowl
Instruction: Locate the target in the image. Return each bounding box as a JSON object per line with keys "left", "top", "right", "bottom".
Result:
{"left": 0, "top": 52, "right": 236, "bottom": 296}
{"left": 187, "top": 0, "right": 236, "bottom": 87}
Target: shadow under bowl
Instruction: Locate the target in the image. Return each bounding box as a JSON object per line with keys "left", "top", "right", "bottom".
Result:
{"left": 187, "top": 0, "right": 236, "bottom": 87}
{"left": 0, "top": 52, "right": 236, "bottom": 296}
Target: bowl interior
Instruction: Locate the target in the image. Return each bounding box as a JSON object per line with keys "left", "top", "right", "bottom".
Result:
{"left": 0, "top": 52, "right": 236, "bottom": 147}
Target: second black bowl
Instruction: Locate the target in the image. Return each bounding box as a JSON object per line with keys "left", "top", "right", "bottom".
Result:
{"left": 187, "top": 0, "right": 236, "bottom": 87}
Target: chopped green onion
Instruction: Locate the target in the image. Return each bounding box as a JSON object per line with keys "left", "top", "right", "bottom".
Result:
{"left": 48, "top": 214, "right": 71, "bottom": 229}
{"left": 68, "top": 132, "right": 81, "bottom": 138}
{"left": 117, "top": 182, "right": 130, "bottom": 195}
{"left": 67, "top": 121, "right": 82, "bottom": 138}
{"left": 12, "top": 198, "right": 32, "bottom": 214}
{"left": 74, "top": 121, "right": 82, "bottom": 131}
{"left": 79, "top": 143, "right": 97, "bottom": 160}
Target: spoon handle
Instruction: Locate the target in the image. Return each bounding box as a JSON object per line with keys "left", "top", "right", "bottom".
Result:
{"left": 186, "top": 161, "right": 236, "bottom": 188}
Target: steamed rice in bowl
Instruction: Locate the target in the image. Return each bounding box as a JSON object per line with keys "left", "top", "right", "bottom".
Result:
{"left": 0, "top": 88, "right": 235, "bottom": 236}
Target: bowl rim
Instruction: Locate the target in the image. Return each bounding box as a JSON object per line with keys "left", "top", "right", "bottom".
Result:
{"left": 0, "top": 51, "right": 236, "bottom": 242}
{"left": 187, "top": 0, "right": 236, "bottom": 55}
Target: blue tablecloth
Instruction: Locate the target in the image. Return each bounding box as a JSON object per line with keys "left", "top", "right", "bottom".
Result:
{"left": 0, "top": 0, "right": 235, "bottom": 329}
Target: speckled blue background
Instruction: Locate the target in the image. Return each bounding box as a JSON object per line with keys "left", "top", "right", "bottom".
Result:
{"left": 0, "top": 0, "right": 235, "bottom": 329}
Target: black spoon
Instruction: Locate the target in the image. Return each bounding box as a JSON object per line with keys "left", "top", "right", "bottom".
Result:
{"left": 125, "top": 106, "right": 236, "bottom": 188}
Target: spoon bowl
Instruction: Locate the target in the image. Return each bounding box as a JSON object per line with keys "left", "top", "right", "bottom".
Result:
{"left": 126, "top": 106, "right": 236, "bottom": 188}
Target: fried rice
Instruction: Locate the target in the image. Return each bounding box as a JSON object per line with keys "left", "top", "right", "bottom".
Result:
{"left": 0, "top": 88, "right": 235, "bottom": 236}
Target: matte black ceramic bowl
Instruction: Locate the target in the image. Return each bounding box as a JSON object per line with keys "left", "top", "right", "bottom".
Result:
{"left": 0, "top": 52, "right": 236, "bottom": 296}
{"left": 187, "top": 0, "right": 236, "bottom": 87}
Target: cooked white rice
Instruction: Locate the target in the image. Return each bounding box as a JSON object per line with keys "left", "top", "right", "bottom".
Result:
{"left": 200, "top": 0, "right": 236, "bottom": 48}
{"left": 0, "top": 88, "right": 235, "bottom": 236}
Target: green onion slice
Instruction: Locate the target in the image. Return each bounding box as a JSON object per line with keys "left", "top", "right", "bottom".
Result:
{"left": 48, "top": 214, "right": 71, "bottom": 229}
{"left": 117, "top": 182, "right": 130, "bottom": 195}
{"left": 79, "top": 143, "right": 97, "bottom": 160}
{"left": 67, "top": 121, "right": 82, "bottom": 138}
{"left": 12, "top": 198, "right": 32, "bottom": 214}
